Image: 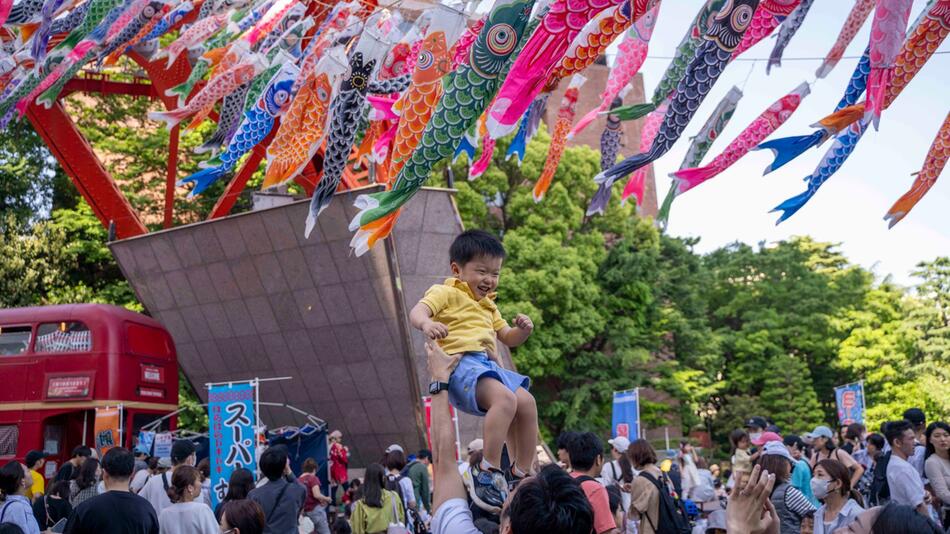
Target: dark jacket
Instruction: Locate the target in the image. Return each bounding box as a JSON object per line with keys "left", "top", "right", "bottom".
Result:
{"left": 248, "top": 475, "right": 307, "bottom": 534}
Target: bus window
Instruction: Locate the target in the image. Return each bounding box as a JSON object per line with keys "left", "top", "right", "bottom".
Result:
{"left": 126, "top": 323, "right": 171, "bottom": 359}
{"left": 0, "top": 326, "right": 32, "bottom": 356}
{"left": 0, "top": 425, "right": 18, "bottom": 457}
{"left": 35, "top": 322, "right": 92, "bottom": 354}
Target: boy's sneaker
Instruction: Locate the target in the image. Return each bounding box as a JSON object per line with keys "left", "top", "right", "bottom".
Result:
{"left": 468, "top": 463, "right": 508, "bottom": 513}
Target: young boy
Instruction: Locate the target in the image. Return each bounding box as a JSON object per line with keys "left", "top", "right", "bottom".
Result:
{"left": 409, "top": 230, "right": 537, "bottom": 512}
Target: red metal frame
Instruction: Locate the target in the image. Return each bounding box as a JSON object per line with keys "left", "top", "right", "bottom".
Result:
{"left": 24, "top": 8, "right": 372, "bottom": 238}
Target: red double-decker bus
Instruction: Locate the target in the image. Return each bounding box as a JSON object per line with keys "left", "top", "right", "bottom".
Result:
{"left": 0, "top": 304, "right": 179, "bottom": 477}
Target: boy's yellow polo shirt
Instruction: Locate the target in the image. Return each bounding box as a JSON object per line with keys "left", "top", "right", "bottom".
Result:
{"left": 419, "top": 277, "right": 508, "bottom": 355}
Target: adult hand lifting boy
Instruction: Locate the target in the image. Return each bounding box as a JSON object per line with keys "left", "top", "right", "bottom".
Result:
{"left": 409, "top": 230, "right": 539, "bottom": 514}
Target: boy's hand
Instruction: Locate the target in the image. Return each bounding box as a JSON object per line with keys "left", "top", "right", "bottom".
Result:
{"left": 513, "top": 314, "right": 533, "bottom": 333}
{"left": 425, "top": 341, "right": 461, "bottom": 382}
{"left": 422, "top": 320, "right": 449, "bottom": 340}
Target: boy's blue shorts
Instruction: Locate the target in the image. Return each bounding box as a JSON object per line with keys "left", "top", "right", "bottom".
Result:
{"left": 448, "top": 351, "right": 530, "bottom": 416}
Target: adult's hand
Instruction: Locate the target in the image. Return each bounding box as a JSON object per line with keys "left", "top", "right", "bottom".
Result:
{"left": 426, "top": 341, "right": 461, "bottom": 383}
{"left": 726, "top": 464, "right": 776, "bottom": 534}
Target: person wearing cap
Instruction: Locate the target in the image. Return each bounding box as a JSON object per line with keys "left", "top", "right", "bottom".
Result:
{"left": 744, "top": 417, "right": 768, "bottom": 445}
{"left": 601, "top": 436, "right": 634, "bottom": 513}
{"left": 137, "top": 439, "right": 196, "bottom": 515}
{"left": 757, "top": 440, "right": 817, "bottom": 534}
{"left": 809, "top": 425, "right": 865, "bottom": 491}
{"left": 903, "top": 408, "right": 928, "bottom": 479}
{"left": 24, "top": 451, "right": 47, "bottom": 502}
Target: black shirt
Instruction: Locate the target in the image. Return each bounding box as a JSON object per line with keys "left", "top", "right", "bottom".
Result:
{"left": 33, "top": 495, "right": 71, "bottom": 529}
{"left": 64, "top": 491, "right": 159, "bottom": 534}
{"left": 55, "top": 463, "right": 75, "bottom": 482}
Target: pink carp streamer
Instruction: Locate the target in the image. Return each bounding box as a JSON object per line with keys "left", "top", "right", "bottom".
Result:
{"left": 816, "top": 0, "right": 875, "bottom": 78}
{"left": 486, "top": 0, "right": 640, "bottom": 140}
{"left": 866, "top": 0, "right": 913, "bottom": 130}
{"left": 673, "top": 82, "right": 810, "bottom": 194}
{"left": 469, "top": 135, "right": 496, "bottom": 179}
{"left": 621, "top": 98, "right": 667, "bottom": 207}
{"left": 533, "top": 74, "right": 586, "bottom": 202}
{"left": 550, "top": 0, "right": 660, "bottom": 83}
{"left": 732, "top": 0, "right": 801, "bottom": 59}
{"left": 163, "top": 11, "right": 228, "bottom": 68}
{"left": 570, "top": 0, "right": 660, "bottom": 139}
{"left": 816, "top": 0, "right": 950, "bottom": 137}
{"left": 884, "top": 111, "right": 950, "bottom": 228}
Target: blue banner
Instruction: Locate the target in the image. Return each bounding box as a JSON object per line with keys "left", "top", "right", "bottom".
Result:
{"left": 834, "top": 382, "right": 865, "bottom": 426}
{"left": 208, "top": 382, "right": 257, "bottom": 507}
{"left": 611, "top": 389, "right": 640, "bottom": 440}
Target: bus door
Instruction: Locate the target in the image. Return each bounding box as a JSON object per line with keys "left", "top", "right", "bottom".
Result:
{"left": 41, "top": 410, "right": 93, "bottom": 480}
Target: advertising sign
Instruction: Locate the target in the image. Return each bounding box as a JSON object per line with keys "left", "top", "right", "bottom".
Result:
{"left": 208, "top": 382, "right": 257, "bottom": 507}
{"left": 611, "top": 389, "right": 641, "bottom": 440}
{"left": 835, "top": 382, "right": 865, "bottom": 425}
{"left": 94, "top": 406, "right": 121, "bottom": 455}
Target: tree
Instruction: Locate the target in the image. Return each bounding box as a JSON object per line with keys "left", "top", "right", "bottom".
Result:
{"left": 0, "top": 121, "right": 66, "bottom": 226}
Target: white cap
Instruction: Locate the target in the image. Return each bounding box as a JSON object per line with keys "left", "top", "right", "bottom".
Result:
{"left": 467, "top": 439, "right": 484, "bottom": 453}
{"left": 608, "top": 436, "right": 631, "bottom": 454}
{"left": 385, "top": 444, "right": 404, "bottom": 454}
{"left": 762, "top": 440, "right": 795, "bottom": 463}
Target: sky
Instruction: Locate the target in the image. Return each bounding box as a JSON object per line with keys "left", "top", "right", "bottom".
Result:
{"left": 603, "top": 0, "right": 949, "bottom": 286}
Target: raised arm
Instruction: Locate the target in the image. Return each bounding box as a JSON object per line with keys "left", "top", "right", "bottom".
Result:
{"left": 496, "top": 313, "right": 533, "bottom": 348}
{"left": 410, "top": 303, "right": 449, "bottom": 340}
{"left": 427, "top": 341, "right": 466, "bottom": 513}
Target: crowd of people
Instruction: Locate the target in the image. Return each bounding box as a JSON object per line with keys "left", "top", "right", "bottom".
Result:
{"left": 1, "top": 230, "right": 948, "bottom": 533}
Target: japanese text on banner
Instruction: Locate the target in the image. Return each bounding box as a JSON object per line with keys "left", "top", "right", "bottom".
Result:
{"left": 208, "top": 383, "right": 257, "bottom": 508}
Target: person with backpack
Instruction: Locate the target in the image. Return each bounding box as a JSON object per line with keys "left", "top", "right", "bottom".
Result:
{"left": 757, "top": 441, "right": 817, "bottom": 534}
{"left": 601, "top": 436, "right": 634, "bottom": 515}
{"left": 403, "top": 450, "right": 431, "bottom": 517}
{"left": 351, "top": 463, "right": 404, "bottom": 534}
{"left": 383, "top": 446, "right": 417, "bottom": 533}
{"left": 628, "top": 438, "right": 691, "bottom": 534}
{"left": 247, "top": 446, "right": 306, "bottom": 534}
{"left": 566, "top": 432, "right": 617, "bottom": 534}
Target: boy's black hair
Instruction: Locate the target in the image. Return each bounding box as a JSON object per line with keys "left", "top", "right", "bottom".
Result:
{"left": 260, "top": 445, "right": 289, "bottom": 481}
{"left": 885, "top": 420, "right": 914, "bottom": 448}
{"left": 71, "top": 445, "right": 92, "bottom": 459}
{"left": 101, "top": 447, "right": 135, "bottom": 479}
{"left": 556, "top": 431, "right": 578, "bottom": 451}
{"left": 416, "top": 449, "right": 432, "bottom": 461}
{"left": 566, "top": 432, "right": 603, "bottom": 472}
{"left": 504, "top": 465, "right": 593, "bottom": 534}
{"left": 449, "top": 230, "right": 505, "bottom": 265}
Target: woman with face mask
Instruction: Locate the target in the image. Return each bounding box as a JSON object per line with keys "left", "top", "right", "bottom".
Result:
{"left": 812, "top": 459, "right": 864, "bottom": 534}
{"left": 809, "top": 425, "right": 865, "bottom": 491}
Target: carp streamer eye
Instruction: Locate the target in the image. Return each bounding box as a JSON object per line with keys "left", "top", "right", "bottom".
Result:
{"left": 486, "top": 23, "right": 516, "bottom": 56}
{"left": 731, "top": 4, "right": 753, "bottom": 33}
{"left": 417, "top": 50, "right": 434, "bottom": 70}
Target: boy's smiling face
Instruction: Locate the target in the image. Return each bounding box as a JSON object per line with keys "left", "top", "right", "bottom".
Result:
{"left": 452, "top": 254, "right": 503, "bottom": 300}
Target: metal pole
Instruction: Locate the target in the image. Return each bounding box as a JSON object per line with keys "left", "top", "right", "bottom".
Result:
{"left": 82, "top": 411, "right": 88, "bottom": 446}
{"left": 636, "top": 388, "right": 642, "bottom": 439}
{"left": 254, "top": 378, "right": 261, "bottom": 481}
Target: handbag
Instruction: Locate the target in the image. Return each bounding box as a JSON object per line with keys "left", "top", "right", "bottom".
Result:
{"left": 386, "top": 491, "right": 410, "bottom": 534}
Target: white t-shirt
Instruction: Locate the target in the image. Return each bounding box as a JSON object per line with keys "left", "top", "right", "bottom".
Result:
{"left": 887, "top": 454, "right": 925, "bottom": 507}
{"left": 431, "top": 498, "right": 480, "bottom": 534}
{"left": 600, "top": 460, "right": 633, "bottom": 512}
{"left": 140, "top": 471, "right": 174, "bottom": 515}
{"left": 130, "top": 469, "right": 151, "bottom": 493}
{"left": 158, "top": 501, "right": 219, "bottom": 534}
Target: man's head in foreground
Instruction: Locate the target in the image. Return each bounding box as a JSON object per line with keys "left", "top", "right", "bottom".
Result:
{"left": 500, "top": 464, "right": 593, "bottom": 534}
